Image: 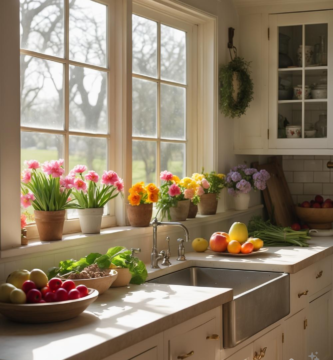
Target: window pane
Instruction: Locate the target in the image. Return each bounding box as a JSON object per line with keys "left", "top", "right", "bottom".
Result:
{"left": 21, "top": 55, "right": 64, "bottom": 130}
{"left": 160, "top": 142, "right": 185, "bottom": 178}
{"left": 20, "top": 0, "right": 64, "bottom": 57}
{"left": 132, "top": 78, "right": 157, "bottom": 137}
{"left": 69, "top": 66, "right": 108, "bottom": 134}
{"left": 132, "top": 140, "right": 156, "bottom": 184}
{"left": 132, "top": 15, "right": 157, "bottom": 78}
{"left": 161, "top": 25, "right": 186, "bottom": 84}
{"left": 69, "top": 136, "right": 107, "bottom": 176}
{"left": 69, "top": 0, "right": 107, "bottom": 67}
{"left": 160, "top": 84, "right": 186, "bottom": 140}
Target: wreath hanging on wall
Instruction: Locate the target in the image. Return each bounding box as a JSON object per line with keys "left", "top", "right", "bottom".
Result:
{"left": 219, "top": 56, "right": 254, "bottom": 119}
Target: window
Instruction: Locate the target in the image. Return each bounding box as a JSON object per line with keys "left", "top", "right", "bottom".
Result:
{"left": 132, "top": 10, "right": 192, "bottom": 185}
{"left": 20, "top": 0, "right": 114, "bottom": 225}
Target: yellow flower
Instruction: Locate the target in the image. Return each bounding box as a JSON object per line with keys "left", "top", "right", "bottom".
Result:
{"left": 145, "top": 183, "right": 159, "bottom": 194}
{"left": 130, "top": 182, "right": 146, "bottom": 194}
{"left": 217, "top": 173, "right": 225, "bottom": 179}
{"left": 171, "top": 175, "right": 180, "bottom": 184}
{"left": 147, "top": 192, "right": 159, "bottom": 203}
{"left": 192, "top": 173, "right": 205, "bottom": 182}
{"left": 179, "top": 177, "right": 193, "bottom": 188}
{"left": 128, "top": 192, "right": 141, "bottom": 206}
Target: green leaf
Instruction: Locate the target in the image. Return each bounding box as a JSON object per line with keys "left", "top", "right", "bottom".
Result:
{"left": 106, "top": 246, "right": 126, "bottom": 258}
{"left": 86, "top": 253, "right": 102, "bottom": 265}
{"left": 95, "top": 255, "right": 111, "bottom": 269}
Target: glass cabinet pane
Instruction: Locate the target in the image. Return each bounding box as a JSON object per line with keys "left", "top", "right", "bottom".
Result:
{"left": 279, "top": 26, "right": 302, "bottom": 69}
{"left": 278, "top": 103, "right": 302, "bottom": 139}
{"left": 305, "top": 103, "right": 327, "bottom": 138}
{"left": 278, "top": 70, "right": 302, "bottom": 101}
{"left": 305, "top": 70, "right": 327, "bottom": 100}
{"left": 305, "top": 24, "right": 328, "bottom": 67}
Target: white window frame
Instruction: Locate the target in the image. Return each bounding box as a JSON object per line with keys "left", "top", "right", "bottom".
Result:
{"left": 0, "top": 0, "right": 217, "bottom": 251}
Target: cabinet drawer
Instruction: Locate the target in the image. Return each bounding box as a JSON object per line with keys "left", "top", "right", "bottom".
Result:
{"left": 307, "top": 256, "right": 332, "bottom": 295}
{"left": 290, "top": 270, "right": 308, "bottom": 314}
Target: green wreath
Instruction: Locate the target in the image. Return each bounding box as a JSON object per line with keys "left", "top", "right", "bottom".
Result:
{"left": 219, "top": 56, "right": 254, "bottom": 119}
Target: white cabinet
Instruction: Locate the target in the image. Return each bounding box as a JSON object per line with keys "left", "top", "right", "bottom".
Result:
{"left": 253, "top": 326, "right": 282, "bottom": 360}
{"left": 282, "top": 310, "right": 306, "bottom": 360}
{"left": 130, "top": 348, "right": 158, "bottom": 360}
{"left": 307, "top": 291, "right": 332, "bottom": 360}
{"left": 225, "top": 344, "right": 252, "bottom": 360}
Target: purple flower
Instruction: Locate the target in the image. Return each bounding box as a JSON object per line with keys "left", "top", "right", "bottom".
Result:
{"left": 231, "top": 171, "right": 242, "bottom": 182}
{"left": 244, "top": 168, "right": 258, "bottom": 176}
{"left": 260, "top": 169, "right": 270, "bottom": 181}
{"left": 232, "top": 164, "right": 247, "bottom": 172}
{"left": 236, "top": 179, "right": 252, "bottom": 194}
{"left": 254, "top": 179, "right": 267, "bottom": 190}
{"left": 228, "top": 188, "right": 236, "bottom": 195}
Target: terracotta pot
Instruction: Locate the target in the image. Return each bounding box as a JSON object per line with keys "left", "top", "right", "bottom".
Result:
{"left": 198, "top": 193, "right": 218, "bottom": 215}
{"left": 188, "top": 202, "right": 198, "bottom": 218}
{"left": 78, "top": 208, "right": 103, "bottom": 234}
{"left": 127, "top": 203, "right": 153, "bottom": 227}
{"left": 34, "top": 210, "right": 66, "bottom": 241}
{"left": 169, "top": 200, "right": 190, "bottom": 221}
{"left": 233, "top": 192, "right": 250, "bottom": 211}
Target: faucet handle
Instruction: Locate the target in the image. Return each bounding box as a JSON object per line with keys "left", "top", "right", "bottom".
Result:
{"left": 177, "top": 238, "right": 184, "bottom": 243}
{"left": 166, "top": 236, "right": 171, "bottom": 253}
{"left": 131, "top": 248, "right": 141, "bottom": 257}
{"left": 177, "top": 238, "right": 186, "bottom": 261}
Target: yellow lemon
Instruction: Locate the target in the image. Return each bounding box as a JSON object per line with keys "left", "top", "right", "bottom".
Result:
{"left": 246, "top": 238, "right": 264, "bottom": 251}
{"left": 228, "top": 222, "right": 248, "bottom": 244}
{"left": 192, "top": 238, "right": 209, "bottom": 252}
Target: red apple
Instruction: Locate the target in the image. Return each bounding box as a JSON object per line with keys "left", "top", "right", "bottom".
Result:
{"left": 54, "top": 288, "right": 68, "bottom": 302}
{"left": 322, "top": 201, "right": 333, "bottom": 208}
{"left": 301, "top": 201, "right": 310, "bottom": 208}
{"left": 48, "top": 278, "right": 63, "bottom": 292}
{"left": 44, "top": 292, "right": 55, "bottom": 303}
{"left": 313, "top": 202, "right": 321, "bottom": 208}
{"left": 291, "top": 223, "right": 301, "bottom": 231}
{"left": 22, "top": 280, "right": 36, "bottom": 294}
{"left": 68, "top": 289, "right": 81, "bottom": 300}
{"left": 61, "top": 280, "right": 76, "bottom": 292}
{"left": 76, "top": 285, "right": 89, "bottom": 298}
{"left": 209, "top": 232, "right": 228, "bottom": 252}
{"left": 39, "top": 299, "right": 46, "bottom": 303}
{"left": 301, "top": 224, "right": 310, "bottom": 229}
{"left": 26, "top": 289, "right": 42, "bottom": 303}
{"left": 41, "top": 286, "right": 50, "bottom": 298}
{"left": 315, "top": 195, "right": 324, "bottom": 204}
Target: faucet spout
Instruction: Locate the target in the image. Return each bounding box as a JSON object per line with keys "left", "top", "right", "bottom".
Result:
{"left": 157, "top": 221, "right": 189, "bottom": 243}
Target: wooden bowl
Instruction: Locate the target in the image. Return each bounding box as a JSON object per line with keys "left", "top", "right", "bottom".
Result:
{"left": 0, "top": 289, "right": 98, "bottom": 323}
{"left": 296, "top": 206, "right": 333, "bottom": 229}
{"left": 69, "top": 270, "right": 118, "bottom": 295}
{"left": 111, "top": 268, "right": 132, "bottom": 287}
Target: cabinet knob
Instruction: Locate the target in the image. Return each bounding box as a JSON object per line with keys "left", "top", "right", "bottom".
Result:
{"left": 253, "top": 347, "right": 267, "bottom": 360}
{"left": 206, "top": 334, "right": 219, "bottom": 340}
{"left": 298, "top": 290, "right": 309, "bottom": 298}
{"left": 316, "top": 270, "right": 323, "bottom": 279}
{"left": 177, "top": 350, "right": 194, "bottom": 359}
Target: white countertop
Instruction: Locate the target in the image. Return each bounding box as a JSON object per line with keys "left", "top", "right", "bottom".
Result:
{"left": 0, "top": 283, "right": 233, "bottom": 360}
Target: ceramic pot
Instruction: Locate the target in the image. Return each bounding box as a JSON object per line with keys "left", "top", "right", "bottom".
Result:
{"left": 286, "top": 125, "right": 302, "bottom": 138}
{"left": 188, "top": 202, "right": 198, "bottom": 219}
{"left": 169, "top": 200, "right": 190, "bottom": 221}
{"left": 34, "top": 210, "right": 66, "bottom": 241}
{"left": 127, "top": 203, "right": 153, "bottom": 227}
{"left": 78, "top": 208, "right": 103, "bottom": 234}
{"left": 233, "top": 192, "right": 251, "bottom": 211}
{"left": 198, "top": 193, "right": 218, "bottom": 215}
{"left": 111, "top": 268, "right": 132, "bottom": 287}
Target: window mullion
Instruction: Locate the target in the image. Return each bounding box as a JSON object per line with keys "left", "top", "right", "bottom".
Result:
{"left": 64, "top": 0, "right": 70, "bottom": 177}
{"left": 157, "top": 22, "right": 161, "bottom": 186}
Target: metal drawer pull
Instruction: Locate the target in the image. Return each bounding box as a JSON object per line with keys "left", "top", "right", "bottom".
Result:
{"left": 298, "top": 290, "right": 309, "bottom": 298}
{"left": 316, "top": 271, "right": 323, "bottom": 279}
{"left": 177, "top": 351, "right": 194, "bottom": 359}
{"left": 206, "top": 334, "right": 219, "bottom": 340}
{"left": 253, "top": 347, "right": 267, "bottom": 360}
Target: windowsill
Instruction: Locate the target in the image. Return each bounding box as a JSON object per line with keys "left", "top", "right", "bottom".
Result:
{"left": 1, "top": 205, "right": 263, "bottom": 259}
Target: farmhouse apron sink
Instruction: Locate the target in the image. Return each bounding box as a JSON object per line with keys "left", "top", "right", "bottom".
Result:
{"left": 149, "top": 267, "right": 290, "bottom": 348}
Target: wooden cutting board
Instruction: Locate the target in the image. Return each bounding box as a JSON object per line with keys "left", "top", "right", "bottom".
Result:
{"left": 253, "top": 157, "right": 297, "bottom": 227}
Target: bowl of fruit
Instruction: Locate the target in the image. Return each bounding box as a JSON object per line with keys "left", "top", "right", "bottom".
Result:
{"left": 0, "top": 269, "right": 98, "bottom": 323}
{"left": 296, "top": 195, "right": 333, "bottom": 229}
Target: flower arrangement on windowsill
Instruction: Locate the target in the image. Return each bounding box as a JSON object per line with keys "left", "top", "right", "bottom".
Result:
{"left": 127, "top": 182, "right": 159, "bottom": 227}
{"left": 226, "top": 164, "right": 270, "bottom": 211}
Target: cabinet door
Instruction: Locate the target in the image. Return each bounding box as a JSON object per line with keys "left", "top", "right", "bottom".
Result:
{"left": 130, "top": 347, "right": 158, "bottom": 360}
{"left": 253, "top": 326, "right": 282, "bottom": 360}
{"left": 169, "top": 318, "right": 219, "bottom": 360}
{"left": 307, "top": 291, "right": 332, "bottom": 360}
{"left": 268, "top": 11, "right": 333, "bottom": 150}
{"left": 224, "top": 344, "right": 253, "bottom": 360}
{"left": 283, "top": 310, "right": 306, "bottom": 360}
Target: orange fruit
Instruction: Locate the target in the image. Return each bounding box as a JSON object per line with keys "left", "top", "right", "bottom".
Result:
{"left": 227, "top": 240, "right": 241, "bottom": 254}
{"left": 241, "top": 242, "right": 254, "bottom": 254}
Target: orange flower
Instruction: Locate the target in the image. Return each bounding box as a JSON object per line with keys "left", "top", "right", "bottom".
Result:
{"left": 147, "top": 192, "right": 159, "bottom": 203}
{"left": 128, "top": 192, "right": 141, "bottom": 206}
{"left": 130, "top": 182, "right": 146, "bottom": 194}
{"left": 172, "top": 175, "right": 180, "bottom": 184}
{"left": 145, "top": 183, "right": 159, "bottom": 194}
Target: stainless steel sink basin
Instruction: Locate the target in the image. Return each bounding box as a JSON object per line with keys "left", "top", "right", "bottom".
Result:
{"left": 149, "top": 267, "right": 290, "bottom": 348}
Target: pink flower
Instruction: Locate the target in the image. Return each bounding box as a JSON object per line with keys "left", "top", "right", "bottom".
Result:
{"left": 21, "top": 214, "right": 27, "bottom": 229}
{"left": 197, "top": 186, "right": 204, "bottom": 196}
{"left": 184, "top": 188, "right": 194, "bottom": 199}
{"left": 72, "top": 165, "right": 87, "bottom": 174}
{"left": 114, "top": 178, "right": 124, "bottom": 192}
{"left": 60, "top": 176, "right": 75, "bottom": 189}
{"left": 58, "top": 159, "right": 64, "bottom": 166}
{"left": 160, "top": 170, "right": 173, "bottom": 181}
{"left": 20, "top": 193, "right": 35, "bottom": 208}
{"left": 202, "top": 178, "right": 210, "bottom": 189}
{"left": 73, "top": 178, "right": 87, "bottom": 192}
{"left": 168, "top": 183, "right": 181, "bottom": 197}
{"left": 101, "top": 170, "right": 119, "bottom": 186}
{"left": 21, "top": 170, "right": 31, "bottom": 184}
{"left": 42, "top": 160, "right": 65, "bottom": 178}
{"left": 24, "top": 160, "right": 40, "bottom": 170}
{"left": 85, "top": 171, "right": 99, "bottom": 183}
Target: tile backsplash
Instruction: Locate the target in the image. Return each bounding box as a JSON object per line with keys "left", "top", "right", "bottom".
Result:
{"left": 283, "top": 155, "right": 333, "bottom": 204}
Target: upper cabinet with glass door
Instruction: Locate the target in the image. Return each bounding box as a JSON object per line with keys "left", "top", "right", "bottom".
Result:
{"left": 269, "top": 11, "right": 333, "bottom": 149}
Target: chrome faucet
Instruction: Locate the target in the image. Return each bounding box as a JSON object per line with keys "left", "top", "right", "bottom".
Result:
{"left": 150, "top": 217, "right": 190, "bottom": 269}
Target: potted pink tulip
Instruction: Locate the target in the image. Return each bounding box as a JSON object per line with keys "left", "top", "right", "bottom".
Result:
{"left": 70, "top": 167, "right": 124, "bottom": 234}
